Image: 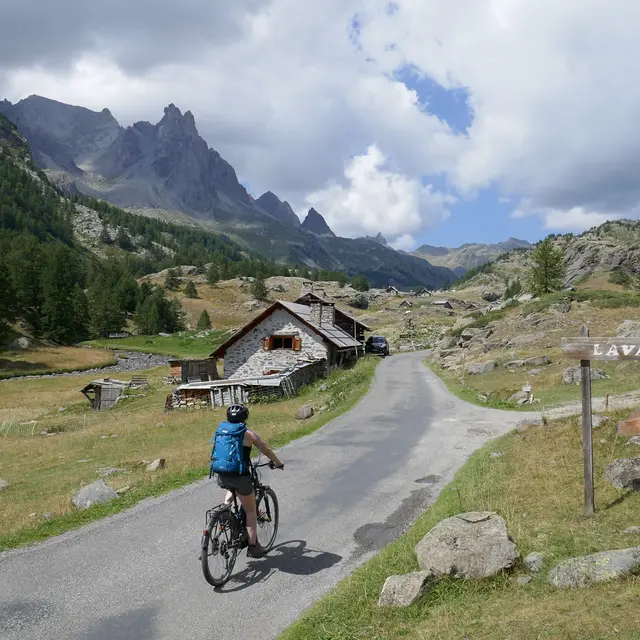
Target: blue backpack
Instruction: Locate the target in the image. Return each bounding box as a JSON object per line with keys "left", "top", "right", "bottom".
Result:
{"left": 209, "top": 421, "right": 247, "bottom": 475}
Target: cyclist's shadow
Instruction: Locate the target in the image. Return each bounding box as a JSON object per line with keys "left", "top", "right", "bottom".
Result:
{"left": 215, "top": 539, "right": 342, "bottom": 593}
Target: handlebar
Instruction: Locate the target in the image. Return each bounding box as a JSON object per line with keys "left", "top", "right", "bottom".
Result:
{"left": 253, "top": 461, "right": 284, "bottom": 470}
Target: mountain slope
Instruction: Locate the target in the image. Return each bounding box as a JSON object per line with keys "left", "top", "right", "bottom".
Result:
{"left": 0, "top": 95, "right": 455, "bottom": 289}
{"left": 413, "top": 237, "right": 532, "bottom": 272}
{"left": 301, "top": 208, "right": 336, "bottom": 236}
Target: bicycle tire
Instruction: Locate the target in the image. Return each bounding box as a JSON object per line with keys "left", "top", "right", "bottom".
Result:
{"left": 201, "top": 508, "right": 239, "bottom": 587}
{"left": 256, "top": 487, "right": 279, "bottom": 551}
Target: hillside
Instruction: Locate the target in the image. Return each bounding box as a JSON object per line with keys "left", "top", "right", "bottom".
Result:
{"left": 0, "top": 95, "right": 455, "bottom": 289}
{"left": 450, "top": 221, "right": 640, "bottom": 296}
{"left": 412, "top": 237, "right": 532, "bottom": 273}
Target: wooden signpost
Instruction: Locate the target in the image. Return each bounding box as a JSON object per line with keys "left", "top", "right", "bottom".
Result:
{"left": 561, "top": 326, "right": 640, "bottom": 516}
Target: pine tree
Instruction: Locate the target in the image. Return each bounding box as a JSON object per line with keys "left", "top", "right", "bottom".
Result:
{"left": 530, "top": 238, "right": 565, "bottom": 295}
{"left": 206, "top": 264, "right": 219, "bottom": 285}
{"left": 351, "top": 275, "right": 370, "bottom": 292}
{"left": 0, "top": 258, "right": 17, "bottom": 343}
{"left": 250, "top": 275, "right": 268, "bottom": 300}
{"left": 504, "top": 278, "right": 523, "bottom": 300}
{"left": 336, "top": 272, "right": 347, "bottom": 288}
{"left": 196, "top": 309, "right": 212, "bottom": 331}
{"left": 116, "top": 227, "right": 134, "bottom": 251}
{"left": 99, "top": 221, "right": 112, "bottom": 244}
{"left": 164, "top": 268, "right": 179, "bottom": 291}
{"left": 184, "top": 280, "right": 198, "bottom": 298}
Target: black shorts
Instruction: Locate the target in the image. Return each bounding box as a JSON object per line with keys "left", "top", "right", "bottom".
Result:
{"left": 216, "top": 473, "right": 254, "bottom": 496}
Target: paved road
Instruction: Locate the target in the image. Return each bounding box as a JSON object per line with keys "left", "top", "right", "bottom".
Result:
{"left": 0, "top": 352, "right": 537, "bottom": 640}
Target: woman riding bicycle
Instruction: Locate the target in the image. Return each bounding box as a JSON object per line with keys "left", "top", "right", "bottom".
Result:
{"left": 213, "top": 403, "right": 284, "bottom": 558}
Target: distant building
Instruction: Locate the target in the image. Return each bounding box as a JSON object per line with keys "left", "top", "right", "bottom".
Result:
{"left": 432, "top": 300, "right": 453, "bottom": 309}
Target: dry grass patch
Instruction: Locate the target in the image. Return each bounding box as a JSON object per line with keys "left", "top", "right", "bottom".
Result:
{"left": 0, "top": 357, "right": 379, "bottom": 549}
{"left": 0, "top": 345, "right": 115, "bottom": 379}
{"left": 280, "top": 411, "right": 640, "bottom": 640}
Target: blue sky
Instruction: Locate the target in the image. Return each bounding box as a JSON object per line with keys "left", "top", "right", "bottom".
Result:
{"left": 398, "top": 67, "right": 545, "bottom": 249}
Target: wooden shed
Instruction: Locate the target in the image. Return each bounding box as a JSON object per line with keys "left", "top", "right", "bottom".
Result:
{"left": 168, "top": 358, "right": 219, "bottom": 383}
{"left": 80, "top": 379, "right": 129, "bottom": 410}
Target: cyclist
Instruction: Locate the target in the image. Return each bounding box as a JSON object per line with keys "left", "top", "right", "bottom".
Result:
{"left": 214, "top": 403, "right": 284, "bottom": 558}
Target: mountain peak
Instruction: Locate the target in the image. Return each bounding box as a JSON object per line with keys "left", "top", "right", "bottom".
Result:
{"left": 301, "top": 208, "right": 335, "bottom": 236}
{"left": 360, "top": 232, "right": 388, "bottom": 246}
{"left": 256, "top": 191, "right": 300, "bottom": 227}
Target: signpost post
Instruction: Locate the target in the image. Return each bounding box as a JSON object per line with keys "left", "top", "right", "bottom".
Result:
{"left": 561, "top": 327, "right": 640, "bottom": 516}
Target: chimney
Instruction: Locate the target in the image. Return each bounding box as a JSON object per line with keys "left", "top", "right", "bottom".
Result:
{"left": 309, "top": 301, "right": 322, "bottom": 326}
{"left": 320, "top": 303, "right": 335, "bottom": 326}
{"left": 301, "top": 281, "right": 314, "bottom": 297}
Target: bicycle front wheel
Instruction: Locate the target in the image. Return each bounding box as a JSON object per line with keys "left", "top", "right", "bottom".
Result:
{"left": 256, "top": 488, "right": 279, "bottom": 551}
{"left": 201, "top": 508, "right": 238, "bottom": 587}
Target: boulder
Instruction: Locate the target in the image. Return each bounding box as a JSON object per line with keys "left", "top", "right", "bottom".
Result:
{"left": 483, "top": 342, "right": 504, "bottom": 352}
{"left": 509, "top": 390, "right": 529, "bottom": 404}
{"left": 414, "top": 511, "right": 519, "bottom": 579}
{"left": 507, "top": 332, "right": 547, "bottom": 348}
{"left": 604, "top": 458, "right": 640, "bottom": 489}
{"left": 524, "top": 552, "right": 544, "bottom": 573}
{"left": 72, "top": 480, "right": 119, "bottom": 509}
{"left": 295, "top": 405, "right": 314, "bottom": 420}
{"left": 481, "top": 291, "right": 501, "bottom": 303}
{"left": 617, "top": 418, "right": 640, "bottom": 437}
{"left": 548, "top": 548, "right": 640, "bottom": 588}
{"left": 0, "top": 478, "right": 10, "bottom": 491}
{"left": 9, "top": 336, "right": 31, "bottom": 350}
{"left": 146, "top": 458, "right": 166, "bottom": 472}
{"left": 96, "top": 467, "right": 124, "bottom": 477}
{"left": 377, "top": 571, "right": 437, "bottom": 607}
{"left": 528, "top": 369, "right": 542, "bottom": 376}
{"left": 505, "top": 360, "right": 525, "bottom": 369}
{"left": 523, "top": 356, "right": 551, "bottom": 367}
{"left": 624, "top": 526, "right": 640, "bottom": 534}
{"left": 562, "top": 366, "right": 607, "bottom": 385}
{"left": 516, "top": 417, "right": 543, "bottom": 432}
{"left": 616, "top": 320, "right": 640, "bottom": 338}
{"left": 549, "top": 299, "right": 572, "bottom": 314}
{"left": 627, "top": 436, "right": 640, "bottom": 446}
{"left": 460, "top": 327, "right": 482, "bottom": 341}
{"left": 466, "top": 361, "right": 497, "bottom": 375}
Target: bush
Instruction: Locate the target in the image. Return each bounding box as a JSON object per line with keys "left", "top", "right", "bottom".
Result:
{"left": 184, "top": 280, "right": 198, "bottom": 298}
{"left": 196, "top": 309, "right": 212, "bottom": 330}
{"left": 351, "top": 275, "right": 370, "bottom": 292}
{"left": 349, "top": 294, "right": 369, "bottom": 310}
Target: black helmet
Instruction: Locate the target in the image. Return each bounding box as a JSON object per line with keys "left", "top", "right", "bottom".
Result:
{"left": 227, "top": 403, "right": 249, "bottom": 423}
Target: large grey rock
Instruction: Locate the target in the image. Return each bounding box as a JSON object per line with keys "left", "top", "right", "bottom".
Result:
{"left": 481, "top": 291, "right": 501, "bottom": 302}
{"left": 562, "top": 366, "right": 607, "bottom": 385}
{"left": 0, "top": 478, "right": 10, "bottom": 491}
{"left": 627, "top": 436, "right": 640, "bottom": 446}
{"left": 548, "top": 548, "right": 640, "bottom": 588}
{"left": 9, "top": 336, "right": 31, "bottom": 350}
{"left": 507, "top": 332, "right": 547, "bottom": 348}
{"left": 377, "top": 571, "right": 437, "bottom": 607}
{"left": 72, "top": 480, "right": 119, "bottom": 509}
{"left": 604, "top": 458, "right": 640, "bottom": 489}
{"left": 523, "top": 356, "right": 551, "bottom": 366}
{"left": 509, "top": 390, "right": 529, "bottom": 404}
{"left": 460, "top": 327, "right": 483, "bottom": 341}
{"left": 524, "top": 552, "right": 544, "bottom": 573}
{"left": 295, "top": 405, "right": 314, "bottom": 420}
{"left": 616, "top": 320, "right": 640, "bottom": 338}
{"left": 466, "top": 361, "right": 497, "bottom": 375}
{"left": 414, "top": 511, "right": 519, "bottom": 579}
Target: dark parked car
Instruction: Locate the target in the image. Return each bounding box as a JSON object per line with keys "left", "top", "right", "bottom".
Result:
{"left": 365, "top": 335, "right": 389, "bottom": 356}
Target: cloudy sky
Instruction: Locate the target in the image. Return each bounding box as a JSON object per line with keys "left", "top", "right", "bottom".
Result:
{"left": 2, "top": 0, "right": 639, "bottom": 250}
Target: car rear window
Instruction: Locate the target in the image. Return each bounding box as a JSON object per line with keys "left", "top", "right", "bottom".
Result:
{"left": 372, "top": 337, "right": 385, "bottom": 344}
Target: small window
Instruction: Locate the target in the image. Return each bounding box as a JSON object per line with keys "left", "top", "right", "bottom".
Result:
{"left": 263, "top": 335, "right": 301, "bottom": 351}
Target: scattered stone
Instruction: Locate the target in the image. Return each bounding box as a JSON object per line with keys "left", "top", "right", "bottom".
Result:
{"left": 483, "top": 342, "right": 504, "bottom": 352}
{"left": 96, "top": 467, "right": 124, "bottom": 477}
{"left": 0, "top": 478, "right": 10, "bottom": 491}
{"left": 562, "top": 366, "right": 607, "bottom": 385}
{"left": 158, "top": 332, "right": 171, "bottom": 337}
{"left": 481, "top": 291, "right": 501, "bottom": 303}
{"left": 377, "top": 570, "right": 437, "bottom": 607}
{"left": 516, "top": 417, "right": 543, "bottom": 433}
{"left": 466, "top": 361, "right": 497, "bottom": 375}
{"left": 524, "top": 552, "right": 544, "bottom": 573}
{"left": 523, "top": 356, "right": 551, "bottom": 367}
{"left": 58, "top": 407, "right": 66, "bottom": 412}
{"left": 505, "top": 360, "right": 525, "bottom": 369}
{"left": 72, "top": 480, "right": 119, "bottom": 509}
{"left": 43, "top": 512, "right": 55, "bottom": 520}
{"left": 415, "top": 511, "right": 519, "bottom": 579}
{"left": 591, "top": 414, "right": 609, "bottom": 429}
{"left": 617, "top": 418, "right": 640, "bottom": 437}
{"left": 155, "top": 422, "right": 167, "bottom": 428}
{"left": 507, "top": 332, "right": 546, "bottom": 348}
{"left": 491, "top": 451, "right": 505, "bottom": 458}
{"left": 295, "top": 405, "right": 315, "bottom": 420}
{"left": 627, "top": 436, "right": 640, "bottom": 446}
{"left": 461, "top": 327, "right": 482, "bottom": 341}
{"left": 616, "top": 320, "right": 640, "bottom": 338}
{"left": 604, "top": 458, "right": 640, "bottom": 489}
{"left": 116, "top": 486, "right": 131, "bottom": 496}
{"left": 146, "top": 458, "right": 166, "bottom": 472}
{"left": 509, "top": 390, "right": 529, "bottom": 404}
{"left": 549, "top": 299, "right": 572, "bottom": 314}
{"left": 318, "top": 384, "right": 328, "bottom": 392}
{"left": 528, "top": 369, "right": 542, "bottom": 376}
{"left": 76, "top": 459, "right": 93, "bottom": 463}
{"left": 623, "top": 526, "right": 640, "bottom": 534}
{"left": 548, "top": 548, "right": 640, "bottom": 588}
{"left": 513, "top": 576, "right": 533, "bottom": 585}
{"left": 318, "top": 405, "right": 328, "bottom": 413}
{"left": 477, "top": 394, "right": 489, "bottom": 403}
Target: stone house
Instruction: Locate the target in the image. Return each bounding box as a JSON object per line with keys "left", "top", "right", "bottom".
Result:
{"left": 210, "top": 299, "right": 363, "bottom": 380}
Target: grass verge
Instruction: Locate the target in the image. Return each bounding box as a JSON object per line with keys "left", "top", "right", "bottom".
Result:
{"left": 0, "top": 356, "right": 379, "bottom": 551}
{"left": 280, "top": 410, "right": 640, "bottom": 640}
{"left": 82, "top": 330, "right": 230, "bottom": 358}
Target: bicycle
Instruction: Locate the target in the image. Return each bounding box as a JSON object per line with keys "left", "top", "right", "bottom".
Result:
{"left": 200, "top": 459, "right": 281, "bottom": 587}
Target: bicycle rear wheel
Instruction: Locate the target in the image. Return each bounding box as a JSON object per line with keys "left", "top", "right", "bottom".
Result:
{"left": 256, "top": 488, "right": 279, "bottom": 551}
{"left": 201, "top": 508, "right": 239, "bottom": 587}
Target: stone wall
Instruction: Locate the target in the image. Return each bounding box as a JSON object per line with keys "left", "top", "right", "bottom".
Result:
{"left": 224, "top": 308, "right": 328, "bottom": 379}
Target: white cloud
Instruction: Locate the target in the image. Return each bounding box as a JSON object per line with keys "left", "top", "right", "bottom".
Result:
{"left": 3, "top": 0, "right": 640, "bottom": 241}
{"left": 304, "top": 145, "right": 453, "bottom": 243}
{"left": 511, "top": 201, "right": 619, "bottom": 231}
